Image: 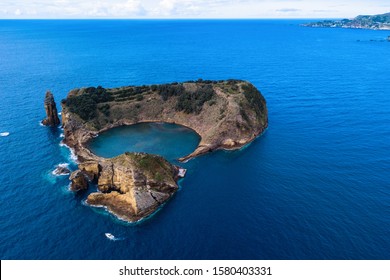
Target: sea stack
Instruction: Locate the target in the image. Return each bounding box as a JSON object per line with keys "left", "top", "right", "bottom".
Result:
{"left": 42, "top": 91, "right": 60, "bottom": 126}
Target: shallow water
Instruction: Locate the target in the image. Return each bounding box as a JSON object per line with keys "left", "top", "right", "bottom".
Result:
{"left": 88, "top": 122, "right": 200, "bottom": 162}
{"left": 0, "top": 20, "right": 389, "bottom": 259}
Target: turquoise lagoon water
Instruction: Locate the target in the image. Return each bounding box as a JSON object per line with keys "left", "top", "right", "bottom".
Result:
{"left": 88, "top": 122, "right": 200, "bottom": 162}
{"left": 0, "top": 20, "right": 390, "bottom": 259}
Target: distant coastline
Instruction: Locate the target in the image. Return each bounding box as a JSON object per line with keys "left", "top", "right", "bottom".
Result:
{"left": 303, "top": 12, "right": 390, "bottom": 30}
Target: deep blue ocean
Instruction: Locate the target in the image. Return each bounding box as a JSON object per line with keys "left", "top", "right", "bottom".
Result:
{"left": 0, "top": 20, "right": 389, "bottom": 260}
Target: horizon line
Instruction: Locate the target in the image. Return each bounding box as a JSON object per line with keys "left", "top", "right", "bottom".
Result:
{"left": 0, "top": 17, "right": 343, "bottom": 20}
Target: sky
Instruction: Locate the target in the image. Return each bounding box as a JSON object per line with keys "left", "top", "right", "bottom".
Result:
{"left": 0, "top": 0, "right": 389, "bottom": 19}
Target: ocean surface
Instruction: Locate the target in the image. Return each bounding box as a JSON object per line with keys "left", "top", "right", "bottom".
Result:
{"left": 0, "top": 20, "right": 389, "bottom": 260}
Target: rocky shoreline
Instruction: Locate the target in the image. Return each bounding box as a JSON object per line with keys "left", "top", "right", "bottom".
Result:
{"left": 48, "top": 79, "right": 268, "bottom": 222}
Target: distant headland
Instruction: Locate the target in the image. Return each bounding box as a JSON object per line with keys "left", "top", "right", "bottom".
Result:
{"left": 303, "top": 12, "right": 390, "bottom": 30}
{"left": 44, "top": 80, "right": 268, "bottom": 222}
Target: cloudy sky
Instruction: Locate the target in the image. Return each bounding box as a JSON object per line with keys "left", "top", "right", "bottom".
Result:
{"left": 0, "top": 0, "right": 389, "bottom": 19}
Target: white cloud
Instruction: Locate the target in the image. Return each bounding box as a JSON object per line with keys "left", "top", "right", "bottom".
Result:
{"left": 152, "top": 0, "right": 202, "bottom": 17}
{"left": 0, "top": 0, "right": 389, "bottom": 19}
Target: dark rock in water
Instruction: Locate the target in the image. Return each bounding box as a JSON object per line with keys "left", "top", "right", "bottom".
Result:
{"left": 69, "top": 170, "right": 88, "bottom": 191}
{"left": 42, "top": 91, "right": 60, "bottom": 126}
{"left": 53, "top": 165, "right": 70, "bottom": 175}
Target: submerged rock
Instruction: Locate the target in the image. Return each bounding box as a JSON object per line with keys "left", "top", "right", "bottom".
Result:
{"left": 42, "top": 91, "right": 60, "bottom": 127}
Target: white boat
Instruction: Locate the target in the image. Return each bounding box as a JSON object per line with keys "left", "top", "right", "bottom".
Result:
{"left": 105, "top": 233, "right": 115, "bottom": 240}
{"left": 178, "top": 168, "right": 187, "bottom": 178}
{"left": 0, "top": 132, "right": 10, "bottom": 137}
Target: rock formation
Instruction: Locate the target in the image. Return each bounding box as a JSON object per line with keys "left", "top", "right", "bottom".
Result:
{"left": 53, "top": 164, "right": 70, "bottom": 175}
{"left": 85, "top": 153, "right": 178, "bottom": 222}
{"left": 42, "top": 91, "right": 60, "bottom": 126}
{"left": 59, "top": 80, "right": 268, "bottom": 222}
{"left": 69, "top": 170, "right": 88, "bottom": 191}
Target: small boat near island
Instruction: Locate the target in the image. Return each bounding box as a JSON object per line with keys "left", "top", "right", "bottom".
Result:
{"left": 178, "top": 168, "right": 187, "bottom": 178}
{"left": 105, "top": 233, "right": 115, "bottom": 240}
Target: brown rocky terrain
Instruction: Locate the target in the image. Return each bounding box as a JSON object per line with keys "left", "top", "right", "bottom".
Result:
{"left": 85, "top": 153, "right": 179, "bottom": 222}
{"left": 42, "top": 91, "right": 60, "bottom": 126}
{"left": 59, "top": 79, "right": 268, "bottom": 222}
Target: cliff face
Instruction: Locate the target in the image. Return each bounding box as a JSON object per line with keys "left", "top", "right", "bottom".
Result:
{"left": 42, "top": 91, "right": 60, "bottom": 126}
{"left": 82, "top": 153, "right": 178, "bottom": 222}
{"left": 61, "top": 80, "right": 268, "bottom": 162}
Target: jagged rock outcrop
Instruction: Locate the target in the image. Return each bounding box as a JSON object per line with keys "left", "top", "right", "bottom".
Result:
{"left": 78, "top": 161, "right": 100, "bottom": 181}
{"left": 84, "top": 153, "right": 178, "bottom": 222}
{"left": 53, "top": 165, "right": 70, "bottom": 175}
{"left": 42, "top": 91, "right": 60, "bottom": 126}
{"left": 69, "top": 170, "right": 88, "bottom": 191}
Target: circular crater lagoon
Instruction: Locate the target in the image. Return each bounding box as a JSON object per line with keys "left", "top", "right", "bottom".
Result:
{"left": 87, "top": 122, "right": 200, "bottom": 162}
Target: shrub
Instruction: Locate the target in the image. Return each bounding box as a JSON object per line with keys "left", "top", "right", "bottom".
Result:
{"left": 99, "top": 104, "right": 110, "bottom": 117}
{"left": 241, "top": 83, "right": 265, "bottom": 115}
{"left": 175, "top": 85, "right": 214, "bottom": 114}
{"left": 157, "top": 84, "right": 185, "bottom": 101}
{"left": 63, "top": 86, "right": 113, "bottom": 121}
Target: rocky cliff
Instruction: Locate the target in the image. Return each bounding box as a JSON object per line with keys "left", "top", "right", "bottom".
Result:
{"left": 42, "top": 91, "right": 60, "bottom": 126}
{"left": 60, "top": 79, "right": 268, "bottom": 222}
{"left": 85, "top": 153, "right": 178, "bottom": 222}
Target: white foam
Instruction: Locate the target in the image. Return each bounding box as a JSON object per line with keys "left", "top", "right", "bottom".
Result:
{"left": 69, "top": 149, "right": 78, "bottom": 163}
{"left": 52, "top": 163, "right": 71, "bottom": 176}
{"left": 58, "top": 112, "right": 62, "bottom": 115}
{"left": 0, "top": 132, "right": 9, "bottom": 137}
{"left": 60, "top": 133, "right": 64, "bottom": 138}
{"left": 59, "top": 141, "right": 78, "bottom": 163}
